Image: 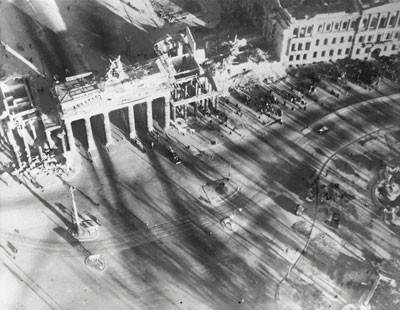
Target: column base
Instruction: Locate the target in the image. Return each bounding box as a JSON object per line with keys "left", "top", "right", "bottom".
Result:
{"left": 129, "top": 132, "right": 137, "bottom": 140}
{"left": 88, "top": 148, "right": 98, "bottom": 159}
{"left": 148, "top": 127, "right": 154, "bottom": 133}
{"left": 106, "top": 143, "right": 116, "bottom": 153}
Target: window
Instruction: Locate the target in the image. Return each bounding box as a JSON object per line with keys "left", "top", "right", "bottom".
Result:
{"left": 393, "top": 44, "right": 397, "bottom": 51}
{"left": 340, "top": 37, "right": 344, "bottom": 43}
{"left": 345, "top": 48, "right": 350, "bottom": 55}
{"left": 359, "top": 36, "right": 364, "bottom": 43}
{"left": 379, "top": 16, "right": 387, "bottom": 29}
{"left": 329, "top": 50, "right": 334, "bottom": 56}
{"left": 313, "top": 51, "right": 318, "bottom": 58}
{"left": 289, "top": 55, "right": 294, "bottom": 61}
{"left": 315, "top": 39, "right": 320, "bottom": 46}
{"left": 296, "top": 55, "right": 300, "bottom": 60}
{"left": 389, "top": 15, "right": 397, "bottom": 27}
{"left": 303, "top": 54, "right": 307, "bottom": 60}
{"left": 386, "top": 32, "right": 392, "bottom": 40}
{"left": 338, "top": 49, "right": 342, "bottom": 55}
{"left": 291, "top": 44, "right": 296, "bottom": 51}
{"left": 321, "top": 51, "right": 326, "bottom": 57}
{"left": 377, "top": 34, "right": 382, "bottom": 42}
{"left": 324, "top": 38, "right": 328, "bottom": 45}
{"left": 356, "top": 49, "right": 360, "bottom": 55}
{"left": 293, "top": 28, "right": 299, "bottom": 37}
{"left": 384, "top": 46, "right": 387, "bottom": 51}
{"left": 351, "top": 20, "right": 357, "bottom": 29}
{"left": 307, "top": 26, "right": 313, "bottom": 35}
{"left": 298, "top": 43, "right": 303, "bottom": 50}
{"left": 348, "top": 35, "right": 353, "bottom": 42}
{"left": 368, "top": 35, "right": 373, "bottom": 42}
{"left": 334, "top": 22, "right": 340, "bottom": 31}
{"left": 370, "top": 16, "right": 378, "bottom": 29}
{"left": 365, "top": 47, "right": 371, "bottom": 53}
{"left": 361, "top": 18, "right": 368, "bottom": 29}
{"left": 395, "top": 32, "right": 400, "bottom": 39}
{"left": 305, "top": 42, "right": 311, "bottom": 50}
{"left": 326, "top": 23, "right": 331, "bottom": 31}
{"left": 300, "top": 27, "right": 306, "bottom": 37}
{"left": 318, "top": 24, "right": 323, "bottom": 32}
{"left": 332, "top": 38, "right": 336, "bottom": 44}
{"left": 342, "top": 21, "right": 348, "bottom": 30}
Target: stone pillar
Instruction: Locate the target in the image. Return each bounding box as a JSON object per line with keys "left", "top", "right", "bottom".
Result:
{"left": 183, "top": 105, "right": 187, "bottom": 119}
{"left": 23, "top": 138, "right": 31, "bottom": 164}
{"left": 214, "top": 96, "right": 219, "bottom": 110}
{"left": 184, "top": 85, "right": 188, "bottom": 98}
{"left": 64, "top": 121, "right": 75, "bottom": 152}
{"left": 57, "top": 132, "right": 66, "bottom": 153}
{"left": 7, "top": 129, "right": 22, "bottom": 167}
{"left": 205, "top": 77, "right": 210, "bottom": 92}
{"left": 103, "top": 112, "right": 113, "bottom": 147}
{"left": 146, "top": 100, "right": 154, "bottom": 132}
{"left": 164, "top": 96, "right": 171, "bottom": 129}
{"left": 171, "top": 106, "right": 176, "bottom": 122}
{"left": 30, "top": 120, "right": 37, "bottom": 140}
{"left": 85, "top": 117, "right": 95, "bottom": 151}
{"left": 46, "top": 130, "right": 56, "bottom": 148}
{"left": 128, "top": 105, "right": 136, "bottom": 139}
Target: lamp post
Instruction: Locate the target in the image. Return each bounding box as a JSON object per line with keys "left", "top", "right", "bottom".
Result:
{"left": 70, "top": 186, "right": 82, "bottom": 236}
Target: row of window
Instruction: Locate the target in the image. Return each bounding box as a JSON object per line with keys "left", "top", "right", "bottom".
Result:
{"left": 360, "top": 12, "right": 400, "bottom": 31}
{"left": 288, "top": 44, "right": 397, "bottom": 61}
{"left": 291, "top": 36, "right": 352, "bottom": 52}
{"left": 292, "top": 11, "right": 400, "bottom": 38}
{"left": 358, "top": 31, "right": 400, "bottom": 43}
{"left": 291, "top": 31, "right": 400, "bottom": 52}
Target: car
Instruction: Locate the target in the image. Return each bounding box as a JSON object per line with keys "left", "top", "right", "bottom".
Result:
{"left": 318, "top": 126, "right": 329, "bottom": 134}
{"left": 331, "top": 212, "right": 340, "bottom": 228}
{"left": 168, "top": 147, "right": 181, "bottom": 165}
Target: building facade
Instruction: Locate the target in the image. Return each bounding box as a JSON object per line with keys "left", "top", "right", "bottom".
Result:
{"left": 234, "top": 0, "right": 400, "bottom": 66}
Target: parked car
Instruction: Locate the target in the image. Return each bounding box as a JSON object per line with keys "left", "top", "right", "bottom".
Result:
{"left": 168, "top": 148, "right": 181, "bottom": 165}
{"left": 331, "top": 212, "right": 340, "bottom": 228}
{"left": 318, "top": 126, "right": 329, "bottom": 134}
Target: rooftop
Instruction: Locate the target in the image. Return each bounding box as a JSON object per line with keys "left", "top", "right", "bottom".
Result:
{"left": 53, "top": 74, "right": 99, "bottom": 104}
{"left": 280, "top": 0, "right": 359, "bottom": 19}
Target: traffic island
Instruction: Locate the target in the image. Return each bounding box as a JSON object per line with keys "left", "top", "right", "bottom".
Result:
{"left": 85, "top": 254, "right": 107, "bottom": 272}
{"left": 202, "top": 177, "right": 239, "bottom": 206}
{"left": 372, "top": 165, "right": 400, "bottom": 227}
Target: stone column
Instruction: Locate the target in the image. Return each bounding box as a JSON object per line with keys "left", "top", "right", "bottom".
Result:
{"left": 64, "top": 121, "right": 75, "bottom": 152}
{"left": 29, "top": 120, "right": 37, "bottom": 140}
{"left": 46, "top": 130, "right": 56, "bottom": 148}
{"left": 85, "top": 117, "right": 95, "bottom": 151}
{"left": 183, "top": 105, "right": 187, "bottom": 119}
{"left": 146, "top": 100, "right": 154, "bottom": 132}
{"left": 164, "top": 96, "right": 171, "bottom": 129}
{"left": 103, "top": 112, "right": 113, "bottom": 147}
{"left": 214, "top": 96, "right": 219, "bottom": 110}
{"left": 23, "top": 138, "right": 31, "bottom": 164}
{"left": 128, "top": 105, "right": 136, "bottom": 139}
{"left": 171, "top": 106, "right": 176, "bottom": 122}
{"left": 7, "top": 129, "right": 22, "bottom": 167}
{"left": 57, "top": 132, "right": 66, "bottom": 153}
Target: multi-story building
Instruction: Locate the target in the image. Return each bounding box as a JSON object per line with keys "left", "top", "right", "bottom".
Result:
{"left": 232, "top": 0, "right": 400, "bottom": 66}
